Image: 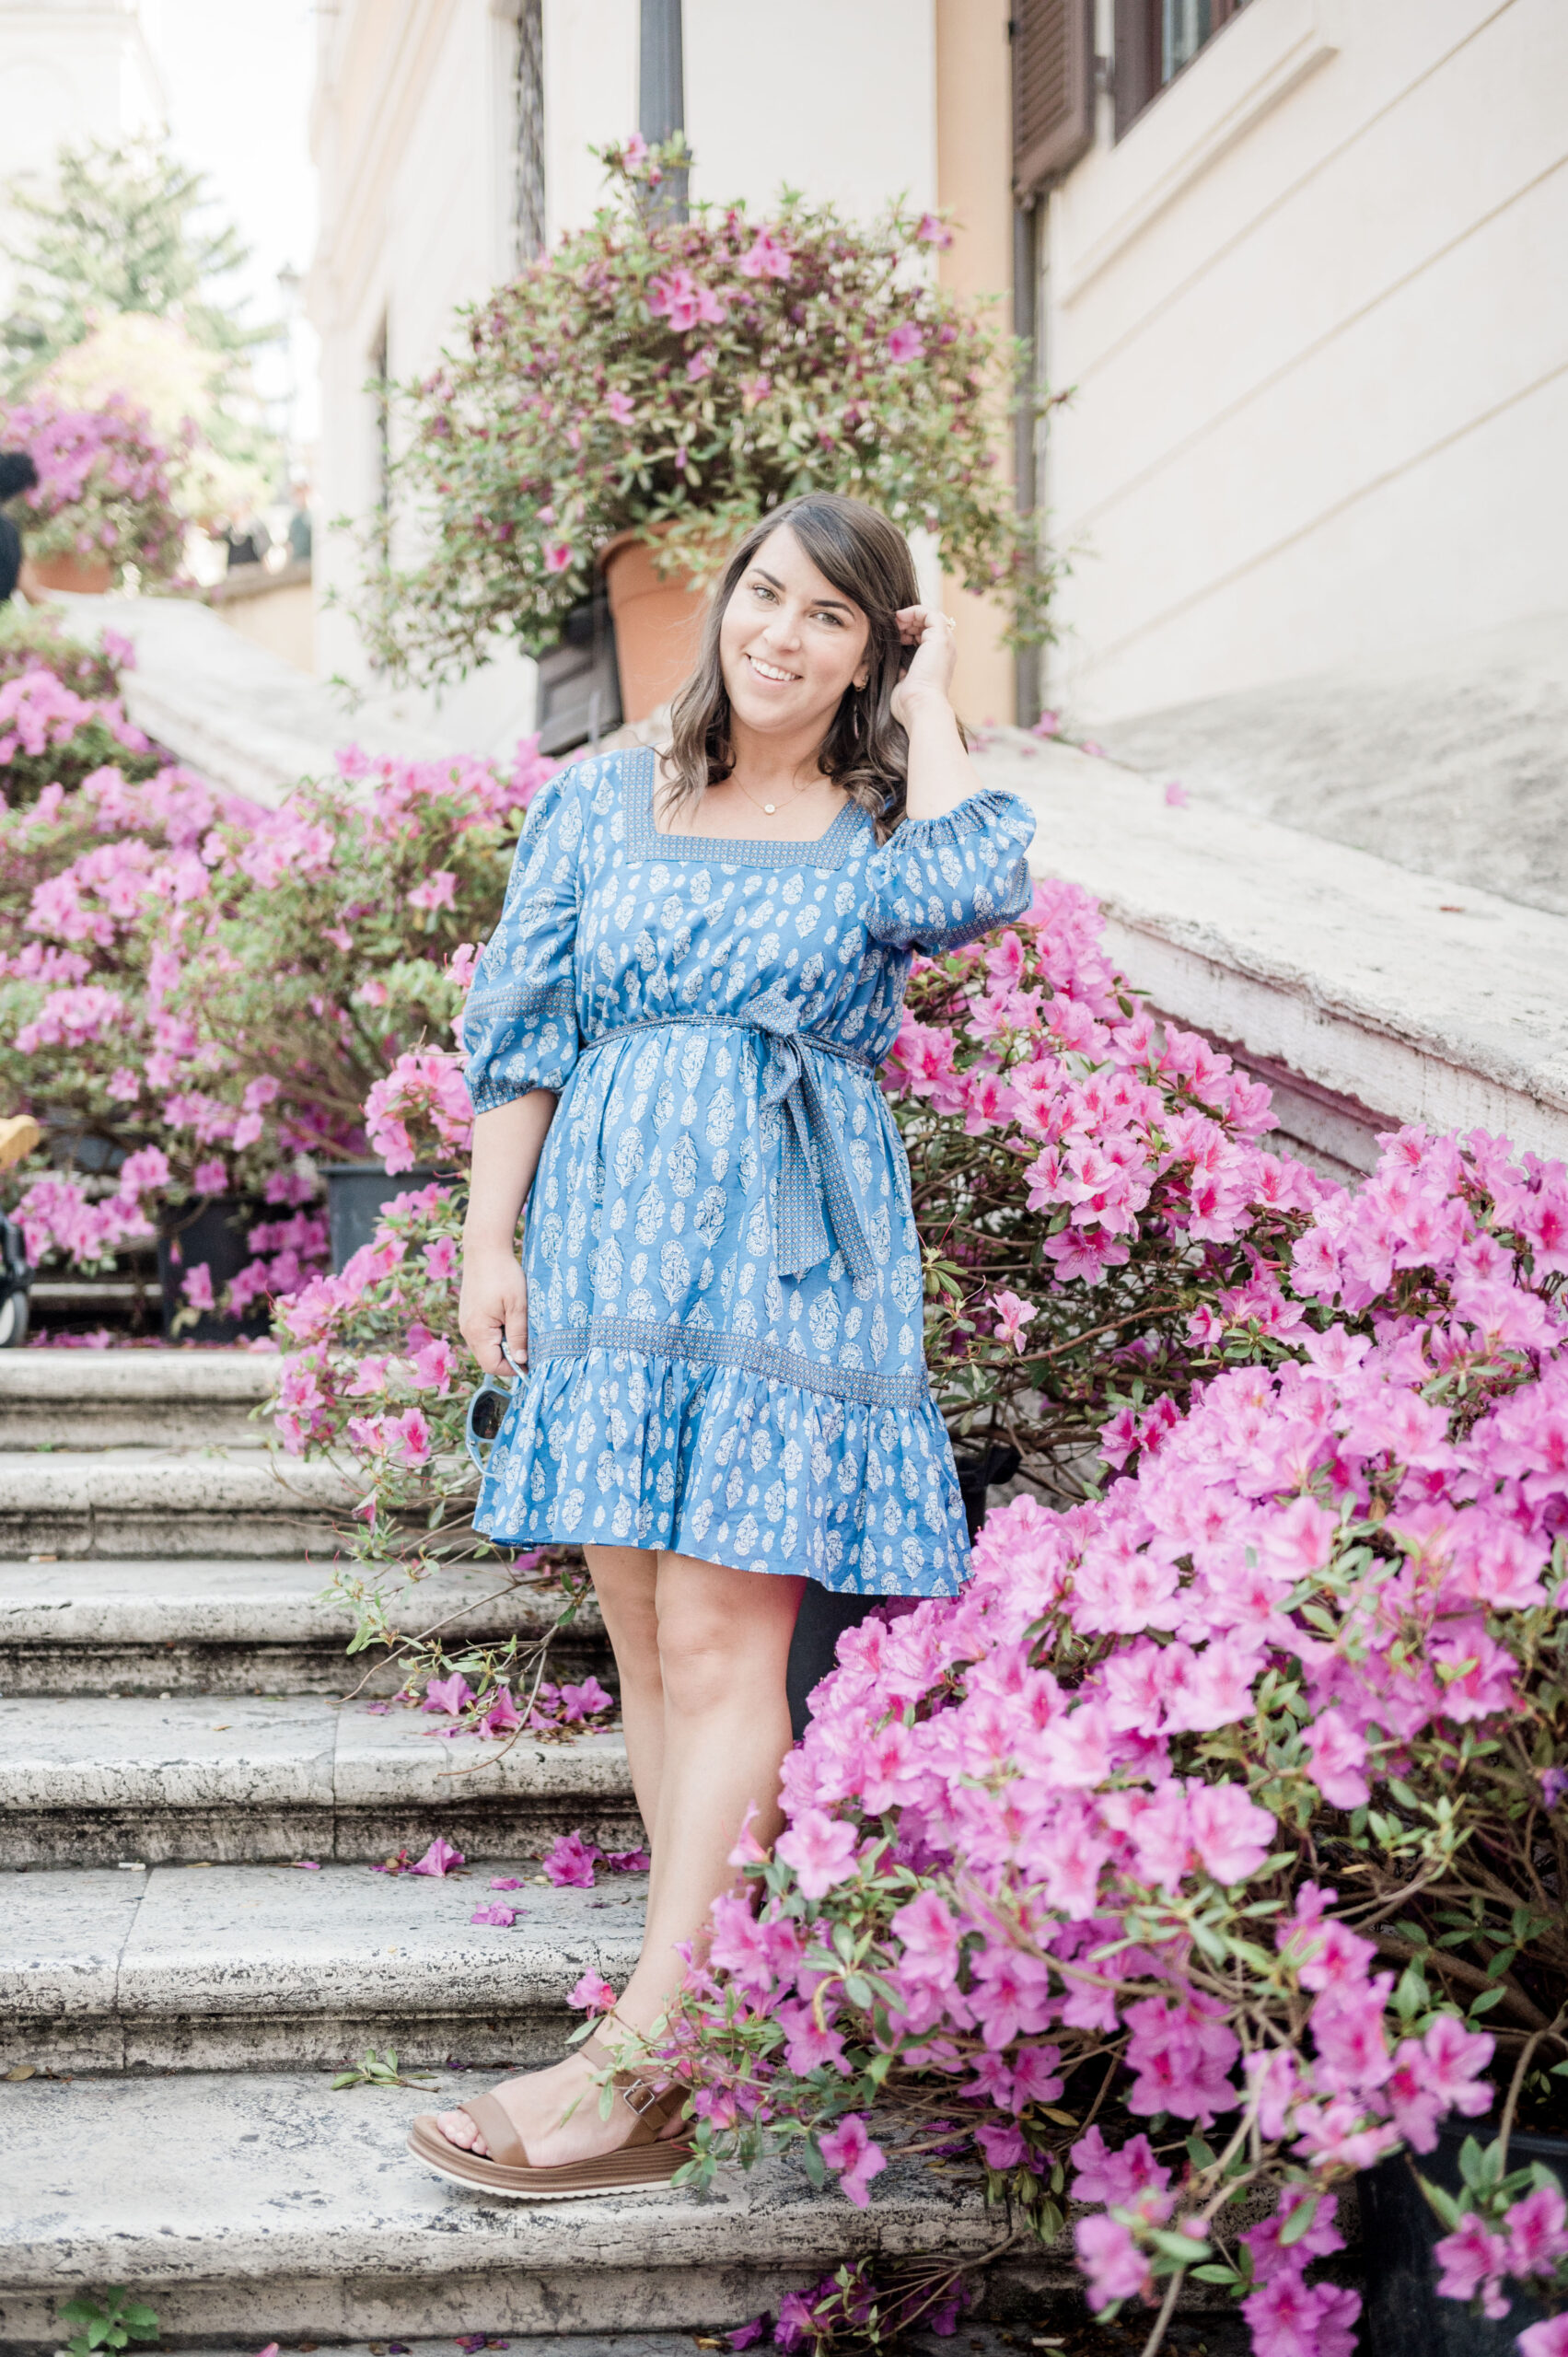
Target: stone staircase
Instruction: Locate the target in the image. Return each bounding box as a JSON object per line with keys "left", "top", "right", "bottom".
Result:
{"left": 0, "top": 1349, "right": 1040, "bottom": 2349}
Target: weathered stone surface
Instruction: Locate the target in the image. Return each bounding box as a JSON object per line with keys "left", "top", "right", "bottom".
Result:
{"left": 0, "top": 1348, "right": 275, "bottom": 1450}
{"left": 0, "top": 1865, "right": 145, "bottom": 2017}
{"left": 0, "top": 1695, "right": 339, "bottom": 1814}
{"left": 0, "top": 1697, "right": 638, "bottom": 1865}
{"left": 980, "top": 731, "right": 1568, "bottom": 1165}
{"left": 1097, "top": 609, "right": 1568, "bottom": 921}
{"left": 333, "top": 1708, "right": 632, "bottom": 1813}
{"left": 117, "top": 1859, "right": 645, "bottom": 2020}
{"left": 49, "top": 589, "right": 456, "bottom": 805}
{"left": 0, "top": 2069, "right": 1040, "bottom": 2340}
{"left": 0, "top": 1448, "right": 356, "bottom": 1560}
{"left": 0, "top": 1861, "right": 647, "bottom": 2073}
{"left": 0, "top": 1556, "right": 603, "bottom": 1696}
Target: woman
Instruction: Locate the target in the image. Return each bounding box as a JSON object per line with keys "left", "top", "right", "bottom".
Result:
{"left": 409, "top": 492, "right": 1036, "bottom": 2197}
{"left": 0, "top": 453, "right": 41, "bottom": 608}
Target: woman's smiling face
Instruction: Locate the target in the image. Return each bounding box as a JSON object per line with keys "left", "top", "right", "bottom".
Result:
{"left": 716, "top": 525, "right": 872, "bottom": 742}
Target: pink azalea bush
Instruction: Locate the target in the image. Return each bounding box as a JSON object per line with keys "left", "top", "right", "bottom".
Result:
{"left": 1, "top": 393, "right": 188, "bottom": 581}
{"left": 1, "top": 737, "right": 552, "bottom": 1323}
{"left": 0, "top": 606, "right": 131, "bottom": 701}
{"left": 648, "top": 1123, "right": 1568, "bottom": 2351}
{"left": 882, "top": 876, "right": 1329, "bottom": 1492}
{"left": 1, "top": 662, "right": 163, "bottom": 807}
{"left": 359, "top": 136, "right": 1051, "bottom": 685}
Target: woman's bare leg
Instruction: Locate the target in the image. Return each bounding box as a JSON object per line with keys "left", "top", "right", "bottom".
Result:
{"left": 582, "top": 1544, "right": 663, "bottom": 1830}
{"left": 432, "top": 1550, "right": 802, "bottom": 2164}
{"left": 613, "top": 1551, "right": 803, "bottom": 2036}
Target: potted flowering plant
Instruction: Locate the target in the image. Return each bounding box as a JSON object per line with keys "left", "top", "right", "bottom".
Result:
{"left": 359, "top": 138, "right": 1053, "bottom": 718}
{"left": 1, "top": 393, "right": 188, "bottom": 588}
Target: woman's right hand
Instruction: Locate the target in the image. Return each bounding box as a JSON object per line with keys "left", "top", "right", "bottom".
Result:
{"left": 459, "top": 1243, "right": 528, "bottom": 1376}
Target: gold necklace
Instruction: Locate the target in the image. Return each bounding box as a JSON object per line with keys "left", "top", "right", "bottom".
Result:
{"left": 727, "top": 771, "right": 816, "bottom": 819}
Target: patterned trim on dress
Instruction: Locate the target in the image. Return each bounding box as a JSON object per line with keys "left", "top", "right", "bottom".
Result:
{"left": 532, "top": 1318, "right": 933, "bottom": 1409}
{"left": 582, "top": 1007, "right": 874, "bottom": 1070}
{"left": 623, "top": 744, "right": 871, "bottom": 872}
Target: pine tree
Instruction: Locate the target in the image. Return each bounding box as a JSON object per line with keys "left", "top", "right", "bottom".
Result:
{"left": 1, "top": 134, "right": 273, "bottom": 387}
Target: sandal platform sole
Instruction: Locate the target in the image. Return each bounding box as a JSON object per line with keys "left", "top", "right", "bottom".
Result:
{"left": 408, "top": 2117, "right": 693, "bottom": 2200}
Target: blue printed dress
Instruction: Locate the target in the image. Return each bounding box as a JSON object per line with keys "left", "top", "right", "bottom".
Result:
{"left": 461, "top": 744, "right": 1036, "bottom": 1597}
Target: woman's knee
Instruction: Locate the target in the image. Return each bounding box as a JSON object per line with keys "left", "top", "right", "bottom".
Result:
{"left": 655, "top": 1563, "right": 800, "bottom": 1718}
{"left": 585, "top": 1546, "right": 661, "bottom": 1681}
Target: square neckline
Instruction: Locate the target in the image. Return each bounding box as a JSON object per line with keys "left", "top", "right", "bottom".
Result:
{"left": 624, "top": 744, "right": 870, "bottom": 871}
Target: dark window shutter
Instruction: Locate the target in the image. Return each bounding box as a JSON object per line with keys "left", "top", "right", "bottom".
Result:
{"left": 1112, "top": 0, "right": 1161, "bottom": 137}
{"left": 1012, "top": 0, "right": 1096, "bottom": 198}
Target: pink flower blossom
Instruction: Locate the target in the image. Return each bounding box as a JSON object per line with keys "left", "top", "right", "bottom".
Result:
{"left": 542, "top": 1830, "right": 600, "bottom": 1888}
{"left": 738, "top": 229, "right": 792, "bottom": 280}
{"left": 886, "top": 322, "right": 925, "bottom": 363}
{"left": 470, "top": 1901, "right": 516, "bottom": 1926}
{"left": 817, "top": 2113, "right": 887, "bottom": 2207}
{"left": 410, "top": 1835, "right": 464, "bottom": 1877}
{"left": 988, "top": 1288, "right": 1039, "bottom": 1352}
{"left": 568, "top": 1968, "right": 617, "bottom": 2013}
{"left": 775, "top": 1807, "right": 860, "bottom": 1898}
{"left": 423, "top": 1672, "right": 474, "bottom": 1717}
{"left": 914, "top": 213, "right": 955, "bottom": 249}
{"left": 407, "top": 869, "right": 458, "bottom": 911}
{"left": 1074, "top": 2214, "right": 1151, "bottom": 2312}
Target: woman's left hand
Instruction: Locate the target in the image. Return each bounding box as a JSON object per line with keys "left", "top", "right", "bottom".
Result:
{"left": 889, "top": 605, "right": 957, "bottom": 727}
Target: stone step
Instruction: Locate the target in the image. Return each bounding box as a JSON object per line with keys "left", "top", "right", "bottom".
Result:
{"left": 153, "top": 2339, "right": 1030, "bottom": 2357}
{"left": 1, "top": 1858, "right": 647, "bottom": 2073}
{"left": 0, "top": 1347, "right": 276, "bottom": 1450}
{"left": 0, "top": 2068, "right": 1036, "bottom": 2343}
{"left": 0, "top": 1557, "right": 610, "bottom": 1696}
{"left": 0, "top": 1448, "right": 354, "bottom": 1558}
{"left": 0, "top": 1696, "right": 640, "bottom": 1867}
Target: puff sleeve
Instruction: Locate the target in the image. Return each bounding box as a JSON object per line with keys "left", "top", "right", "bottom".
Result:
{"left": 461, "top": 762, "right": 584, "bottom": 1112}
{"left": 863, "top": 788, "right": 1037, "bottom": 953}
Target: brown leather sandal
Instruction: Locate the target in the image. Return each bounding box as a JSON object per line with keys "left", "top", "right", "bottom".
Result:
{"left": 407, "top": 2026, "right": 692, "bottom": 2201}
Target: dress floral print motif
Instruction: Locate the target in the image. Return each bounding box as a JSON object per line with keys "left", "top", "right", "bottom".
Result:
{"left": 461, "top": 744, "right": 1037, "bottom": 1597}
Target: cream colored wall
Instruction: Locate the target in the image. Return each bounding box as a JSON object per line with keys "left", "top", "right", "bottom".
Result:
{"left": 1043, "top": 0, "right": 1568, "bottom": 722}
{"left": 309, "top": 0, "right": 947, "bottom": 744}
{"left": 935, "top": 0, "right": 1017, "bottom": 728}
{"left": 542, "top": 0, "right": 637, "bottom": 238}
{"left": 682, "top": 0, "right": 935, "bottom": 224}
{"left": 310, "top": 0, "right": 537, "bottom": 737}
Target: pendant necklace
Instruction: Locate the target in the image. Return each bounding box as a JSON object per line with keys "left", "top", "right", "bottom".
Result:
{"left": 731, "top": 772, "right": 806, "bottom": 819}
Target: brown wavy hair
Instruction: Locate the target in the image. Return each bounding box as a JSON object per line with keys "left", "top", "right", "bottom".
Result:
{"left": 664, "top": 493, "right": 924, "bottom": 842}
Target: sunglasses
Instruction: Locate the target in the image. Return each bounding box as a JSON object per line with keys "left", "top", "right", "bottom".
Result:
{"left": 463, "top": 1335, "right": 528, "bottom": 1472}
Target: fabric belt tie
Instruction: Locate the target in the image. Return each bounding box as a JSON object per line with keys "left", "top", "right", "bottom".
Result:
{"left": 586, "top": 988, "right": 877, "bottom": 1285}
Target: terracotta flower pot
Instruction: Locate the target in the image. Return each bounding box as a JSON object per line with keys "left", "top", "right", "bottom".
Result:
{"left": 30, "top": 552, "right": 115, "bottom": 595}
{"left": 599, "top": 526, "right": 721, "bottom": 723}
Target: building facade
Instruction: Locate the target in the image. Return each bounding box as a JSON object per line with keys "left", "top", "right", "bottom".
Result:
{"left": 307, "top": 0, "right": 1025, "bottom": 745}
{"left": 308, "top": 0, "right": 1557, "bottom": 746}
{"left": 1024, "top": 0, "right": 1566, "bottom": 721}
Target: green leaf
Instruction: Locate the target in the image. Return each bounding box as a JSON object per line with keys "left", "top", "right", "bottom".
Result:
{"left": 1147, "top": 2228, "right": 1211, "bottom": 2265}
{"left": 1419, "top": 2177, "right": 1464, "bottom": 2229}
{"left": 1279, "top": 2194, "right": 1319, "bottom": 2245}
{"left": 1191, "top": 2264, "right": 1243, "bottom": 2287}
{"left": 843, "top": 1973, "right": 873, "bottom": 2009}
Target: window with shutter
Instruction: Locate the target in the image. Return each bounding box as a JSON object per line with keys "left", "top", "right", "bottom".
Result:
{"left": 1012, "top": 0, "right": 1096, "bottom": 199}
{"left": 1114, "top": 0, "right": 1253, "bottom": 139}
